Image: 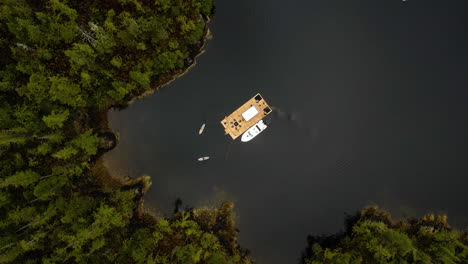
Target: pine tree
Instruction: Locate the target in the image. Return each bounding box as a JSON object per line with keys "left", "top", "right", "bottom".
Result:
{"left": 48, "top": 76, "right": 86, "bottom": 107}
{"left": 42, "top": 109, "right": 69, "bottom": 129}
{"left": 0, "top": 170, "right": 40, "bottom": 188}
{"left": 72, "top": 130, "right": 99, "bottom": 156}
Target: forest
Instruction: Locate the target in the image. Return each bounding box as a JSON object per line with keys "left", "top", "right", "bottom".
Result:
{"left": 1, "top": 0, "right": 467, "bottom": 264}
{"left": 0, "top": 0, "right": 251, "bottom": 263}
{"left": 301, "top": 207, "right": 468, "bottom": 264}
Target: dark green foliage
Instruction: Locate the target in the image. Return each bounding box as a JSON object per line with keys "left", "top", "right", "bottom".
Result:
{"left": 0, "top": 170, "right": 40, "bottom": 188}
{"left": 0, "top": 0, "right": 252, "bottom": 263}
{"left": 42, "top": 109, "right": 69, "bottom": 129}
{"left": 198, "top": 0, "right": 215, "bottom": 17}
{"left": 302, "top": 207, "right": 468, "bottom": 264}
{"left": 48, "top": 75, "right": 86, "bottom": 107}
{"left": 64, "top": 43, "right": 97, "bottom": 70}
{"left": 120, "top": 210, "right": 250, "bottom": 264}
{"left": 129, "top": 70, "right": 152, "bottom": 89}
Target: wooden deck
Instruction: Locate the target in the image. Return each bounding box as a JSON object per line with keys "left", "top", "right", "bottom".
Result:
{"left": 220, "top": 93, "right": 272, "bottom": 139}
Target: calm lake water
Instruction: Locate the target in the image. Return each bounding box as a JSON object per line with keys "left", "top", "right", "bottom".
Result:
{"left": 104, "top": 1, "right": 468, "bottom": 263}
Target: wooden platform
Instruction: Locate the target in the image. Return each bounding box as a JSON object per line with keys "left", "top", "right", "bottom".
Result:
{"left": 221, "top": 93, "right": 272, "bottom": 140}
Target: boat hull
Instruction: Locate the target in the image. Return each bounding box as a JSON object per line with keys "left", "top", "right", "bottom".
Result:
{"left": 241, "top": 120, "right": 267, "bottom": 142}
{"left": 198, "top": 124, "right": 206, "bottom": 135}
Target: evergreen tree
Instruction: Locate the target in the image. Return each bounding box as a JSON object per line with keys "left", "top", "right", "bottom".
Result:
{"left": 0, "top": 0, "right": 256, "bottom": 263}
{"left": 42, "top": 109, "right": 69, "bottom": 129}
{"left": 0, "top": 170, "right": 40, "bottom": 188}
{"left": 302, "top": 207, "right": 468, "bottom": 264}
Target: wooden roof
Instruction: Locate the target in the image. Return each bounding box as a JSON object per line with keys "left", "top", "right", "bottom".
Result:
{"left": 220, "top": 93, "right": 272, "bottom": 139}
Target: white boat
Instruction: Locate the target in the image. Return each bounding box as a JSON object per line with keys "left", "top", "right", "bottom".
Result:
{"left": 197, "top": 156, "right": 209, "bottom": 161}
{"left": 198, "top": 123, "right": 206, "bottom": 135}
{"left": 241, "top": 119, "right": 267, "bottom": 142}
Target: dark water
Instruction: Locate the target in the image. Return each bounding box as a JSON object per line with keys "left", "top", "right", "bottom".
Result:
{"left": 104, "top": 1, "right": 468, "bottom": 263}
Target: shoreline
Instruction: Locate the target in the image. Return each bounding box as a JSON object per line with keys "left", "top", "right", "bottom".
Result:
{"left": 89, "top": 18, "right": 214, "bottom": 216}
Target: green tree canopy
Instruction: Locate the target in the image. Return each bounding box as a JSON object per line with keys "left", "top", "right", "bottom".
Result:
{"left": 0, "top": 0, "right": 253, "bottom": 263}
{"left": 42, "top": 109, "right": 70, "bottom": 129}
{"left": 302, "top": 207, "right": 468, "bottom": 264}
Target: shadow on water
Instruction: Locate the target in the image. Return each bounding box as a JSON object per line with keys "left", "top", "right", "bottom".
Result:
{"left": 173, "top": 198, "right": 194, "bottom": 214}
{"left": 269, "top": 106, "right": 320, "bottom": 140}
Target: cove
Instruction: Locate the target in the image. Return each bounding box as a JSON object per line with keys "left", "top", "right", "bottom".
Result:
{"left": 104, "top": 0, "right": 468, "bottom": 263}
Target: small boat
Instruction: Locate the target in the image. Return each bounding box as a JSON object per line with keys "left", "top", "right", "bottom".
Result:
{"left": 198, "top": 123, "right": 206, "bottom": 135}
{"left": 197, "top": 156, "right": 209, "bottom": 161}
{"left": 241, "top": 119, "right": 267, "bottom": 142}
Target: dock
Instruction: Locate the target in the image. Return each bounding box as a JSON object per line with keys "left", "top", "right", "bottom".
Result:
{"left": 220, "top": 93, "right": 272, "bottom": 139}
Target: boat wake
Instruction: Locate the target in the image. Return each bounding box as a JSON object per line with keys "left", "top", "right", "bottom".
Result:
{"left": 269, "top": 106, "right": 319, "bottom": 139}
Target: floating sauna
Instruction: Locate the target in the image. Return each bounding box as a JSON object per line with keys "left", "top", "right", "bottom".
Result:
{"left": 220, "top": 93, "right": 272, "bottom": 140}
